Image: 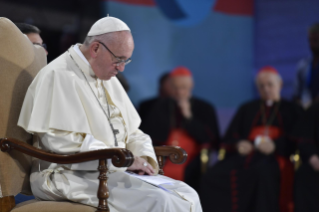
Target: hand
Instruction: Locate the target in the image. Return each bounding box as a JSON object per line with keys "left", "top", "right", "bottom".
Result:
{"left": 178, "top": 99, "right": 192, "bottom": 119}
{"left": 309, "top": 154, "right": 319, "bottom": 171}
{"left": 127, "top": 156, "right": 155, "bottom": 175}
{"left": 257, "top": 139, "right": 275, "bottom": 155}
{"left": 237, "top": 140, "right": 254, "bottom": 155}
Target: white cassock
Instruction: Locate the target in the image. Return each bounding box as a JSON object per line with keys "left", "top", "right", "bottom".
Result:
{"left": 18, "top": 44, "right": 202, "bottom": 212}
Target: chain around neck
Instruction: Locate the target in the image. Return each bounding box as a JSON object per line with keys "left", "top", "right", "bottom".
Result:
{"left": 67, "top": 50, "right": 119, "bottom": 146}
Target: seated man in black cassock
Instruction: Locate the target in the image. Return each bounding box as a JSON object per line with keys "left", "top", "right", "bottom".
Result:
{"left": 139, "top": 66, "right": 220, "bottom": 192}
{"left": 293, "top": 103, "right": 319, "bottom": 212}
{"left": 139, "top": 72, "right": 171, "bottom": 120}
{"left": 200, "top": 66, "right": 304, "bottom": 212}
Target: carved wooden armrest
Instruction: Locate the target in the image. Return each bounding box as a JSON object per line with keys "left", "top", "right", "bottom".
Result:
{"left": 154, "top": 146, "right": 187, "bottom": 175}
{"left": 0, "top": 137, "right": 134, "bottom": 212}
{"left": 0, "top": 137, "right": 134, "bottom": 167}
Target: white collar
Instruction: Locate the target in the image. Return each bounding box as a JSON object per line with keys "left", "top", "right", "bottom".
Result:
{"left": 73, "top": 44, "right": 90, "bottom": 66}
{"left": 72, "top": 44, "right": 96, "bottom": 77}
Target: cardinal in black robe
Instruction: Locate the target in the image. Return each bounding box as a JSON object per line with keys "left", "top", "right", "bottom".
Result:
{"left": 139, "top": 72, "right": 171, "bottom": 119}
{"left": 293, "top": 103, "right": 319, "bottom": 212}
{"left": 139, "top": 66, "right": 220, "bottom": 192}
{"left": 200, "top": 66, "right": 304, "bottom": 212}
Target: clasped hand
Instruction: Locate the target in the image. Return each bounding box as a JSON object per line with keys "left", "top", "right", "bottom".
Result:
{"left": 237, "top": 138, "right": 275, "bottom": 156}
{"left": 309, "top": 154, "right": 319, "bottom": 172}
{"left": 178, "top": 99, "right": 192, "bottom": 119}
{"left": 127, "top": 156, "right": 155, "bottom": 176}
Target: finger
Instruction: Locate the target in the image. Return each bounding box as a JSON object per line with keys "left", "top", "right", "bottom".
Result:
{"left": 144, "top": 163, "right": 155, "bottom": 175}
{"left": 258, "top": 148, "right": 266, "bottom": 154}
{"left": 143, "top": 166, "right": 153, "bottom": 176}
{"left": 137, "top": 161, "right": 150, "bottom": 173}
{"left": 138, "top": 171, "right": 145, "bottom": 175}
{"left": 265, "top": 149, "right": 274, "bottom": 155}
{"left": 139, "top": 160, "right": 149, "bottom": 169}
{"left": 148, "top": 166, "right": 155, "bottom": 175}
{"left": 147, "top": 164, "right": 155, "bottom": 174}
{"left": 141, "top": 161, "right": 154, "bottom": 174}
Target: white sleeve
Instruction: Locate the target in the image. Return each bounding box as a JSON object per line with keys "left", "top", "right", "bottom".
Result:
{"left": 126, "top": 129, "right": 159, "bottom": 174}
{"left": 38, "top": 130, "right": 127, "bottom": 172}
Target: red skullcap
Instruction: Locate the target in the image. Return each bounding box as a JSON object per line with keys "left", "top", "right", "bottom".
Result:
{"left": 258, "top": 66, "right": 279, "bottom": 75}
{"left": 170, "top": 66, "right": 192, "bottom": 77}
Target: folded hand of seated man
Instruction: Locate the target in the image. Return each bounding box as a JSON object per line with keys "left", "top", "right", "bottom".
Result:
{"left": 127, "top": 156, "right": 155, "bottom": 175}
{"left": 257, "top": 139, "right": 275, "bottom": 155}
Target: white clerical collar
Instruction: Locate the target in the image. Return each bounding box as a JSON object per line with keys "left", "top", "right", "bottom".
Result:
{"left": 73, "top": 44, "right": 90, "bottom": 66}
{"left": 73, "top": 44, "right": 96, "bottom": 77}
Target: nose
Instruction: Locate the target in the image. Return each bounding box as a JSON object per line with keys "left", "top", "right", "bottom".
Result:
{"left": 116, "top": 63, "right": 126, "bottom": 72}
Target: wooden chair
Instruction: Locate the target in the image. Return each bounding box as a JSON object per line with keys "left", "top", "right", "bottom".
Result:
{"left": 0, "top": 18, "right": 187, "bottom": 212}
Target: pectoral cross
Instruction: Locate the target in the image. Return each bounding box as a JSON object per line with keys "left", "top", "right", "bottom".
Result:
{"left": 110, "top": 123, "right": 119, "bottom": 146}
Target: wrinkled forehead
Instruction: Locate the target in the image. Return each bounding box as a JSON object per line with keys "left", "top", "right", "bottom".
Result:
{"left": 105, "top": 31, "right": 134, "bottom": 58}
{"left": 256, "top": 72, "right": 281, "bottom": 85}
{"left": 107, "top": 31, "right": 133, "bottom": 46}
{"left": 171, "top": 76, "right": 193, "bottom": 86}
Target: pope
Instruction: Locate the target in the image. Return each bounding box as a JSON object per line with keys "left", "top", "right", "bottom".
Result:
{"left": 18, "top": 16, "right": 202, "bottom": 212}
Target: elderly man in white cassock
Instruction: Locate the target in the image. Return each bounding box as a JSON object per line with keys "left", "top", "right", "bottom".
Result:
{"left": 18, "top": 17, "right": 202, "bottom": 212}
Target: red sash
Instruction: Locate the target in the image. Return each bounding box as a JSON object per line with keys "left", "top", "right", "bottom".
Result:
{"left": 249, "top": 126, "right": 294, "bottom": 212}
{"left": 248, "top": 126, "right": 282, "bottom": 142}
{"left": 163, "top": 129, "right": 200, "bottom": 181}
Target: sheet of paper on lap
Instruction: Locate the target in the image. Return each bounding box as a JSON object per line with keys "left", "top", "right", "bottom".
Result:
{"left": 125, "top": 171, "right": 174, "bottom": 193}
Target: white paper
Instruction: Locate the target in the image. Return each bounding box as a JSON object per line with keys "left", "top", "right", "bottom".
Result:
{"left": 125, "top": 172, "right": 175, "bottom": 193}
{"left": 125, "top": 171, "right": 174, "bottom": 185}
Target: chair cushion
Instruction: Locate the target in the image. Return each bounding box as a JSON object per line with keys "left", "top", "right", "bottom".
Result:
{"left": 12, "top": 199, "right": 96, "bottom": 212}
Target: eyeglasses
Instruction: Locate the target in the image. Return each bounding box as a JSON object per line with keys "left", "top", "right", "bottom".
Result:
{"left": 97, "top": 41, "right": 132, "bottom": 67}
{"left": 33, "top": 43, "right": 47, "bottom": 50}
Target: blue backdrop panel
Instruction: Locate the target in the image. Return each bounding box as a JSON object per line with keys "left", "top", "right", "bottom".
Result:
{"left": 255, "top": 0, "right": 319, "bottom": 99}
{"left": 106, "top": 1, "right": 254, "bottom": 110}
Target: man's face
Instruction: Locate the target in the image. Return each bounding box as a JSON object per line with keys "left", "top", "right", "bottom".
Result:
{"left": 309, "top": 32, "right": 319, "bottom": 55}
{"left": 26, "top": 33, "right": 48, "bottom": 55}
{"left": 170, "top": 76, "right": 193, "bottom": 101}
{"left": 256, "top": 72, "right": 282, "bottom": 101}
{"left": 90, "top": 32, "right": 134, "bottom": 81}
{"left": 160, "top": 77, "right": 173, "bottom": 97}
{"left": 26, "top": 33, "right": 43, "bottom": 45}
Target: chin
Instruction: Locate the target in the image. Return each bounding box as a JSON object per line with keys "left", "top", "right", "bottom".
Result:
{"left": 98, "top": 75, "right": 112, "bottom": 81}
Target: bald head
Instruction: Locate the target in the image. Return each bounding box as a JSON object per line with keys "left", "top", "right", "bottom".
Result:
{"left": 256, "top": 71, "right": 282, "bottom": 102}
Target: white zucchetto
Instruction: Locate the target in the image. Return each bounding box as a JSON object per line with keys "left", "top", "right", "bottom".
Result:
{"left": 87, "top": 16, "right": 130, "bottom": 36}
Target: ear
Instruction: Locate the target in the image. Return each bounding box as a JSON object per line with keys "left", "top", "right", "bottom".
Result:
{"left": 279, "top": 80, "right": 283, "bottom": 90}
{"left": 89, "top": 42, "right": 99, "bottom": 59}
{"left": 191, "top": 79, "right": 194, "bottom": 89}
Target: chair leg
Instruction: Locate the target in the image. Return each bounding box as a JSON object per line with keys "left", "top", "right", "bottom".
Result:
{"left": 97, "top": 159, "right": 110, "bottom": 212}
{"left": 0, "top": 195, "right": 15, "bottom": 212}
{"left": 157, "top": 155, "right": 165, "bottom": 175}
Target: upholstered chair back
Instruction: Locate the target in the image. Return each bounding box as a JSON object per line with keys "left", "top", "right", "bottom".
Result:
{"left": 0, "top": 17, "right": 47, "bottom": 197}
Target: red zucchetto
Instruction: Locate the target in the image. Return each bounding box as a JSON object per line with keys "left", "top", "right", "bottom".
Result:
{"left": 258, "top": 66, "right": 279, "bottom": 75}
{"left": 170, "top": 66, "right": 192, "bottom": 77}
